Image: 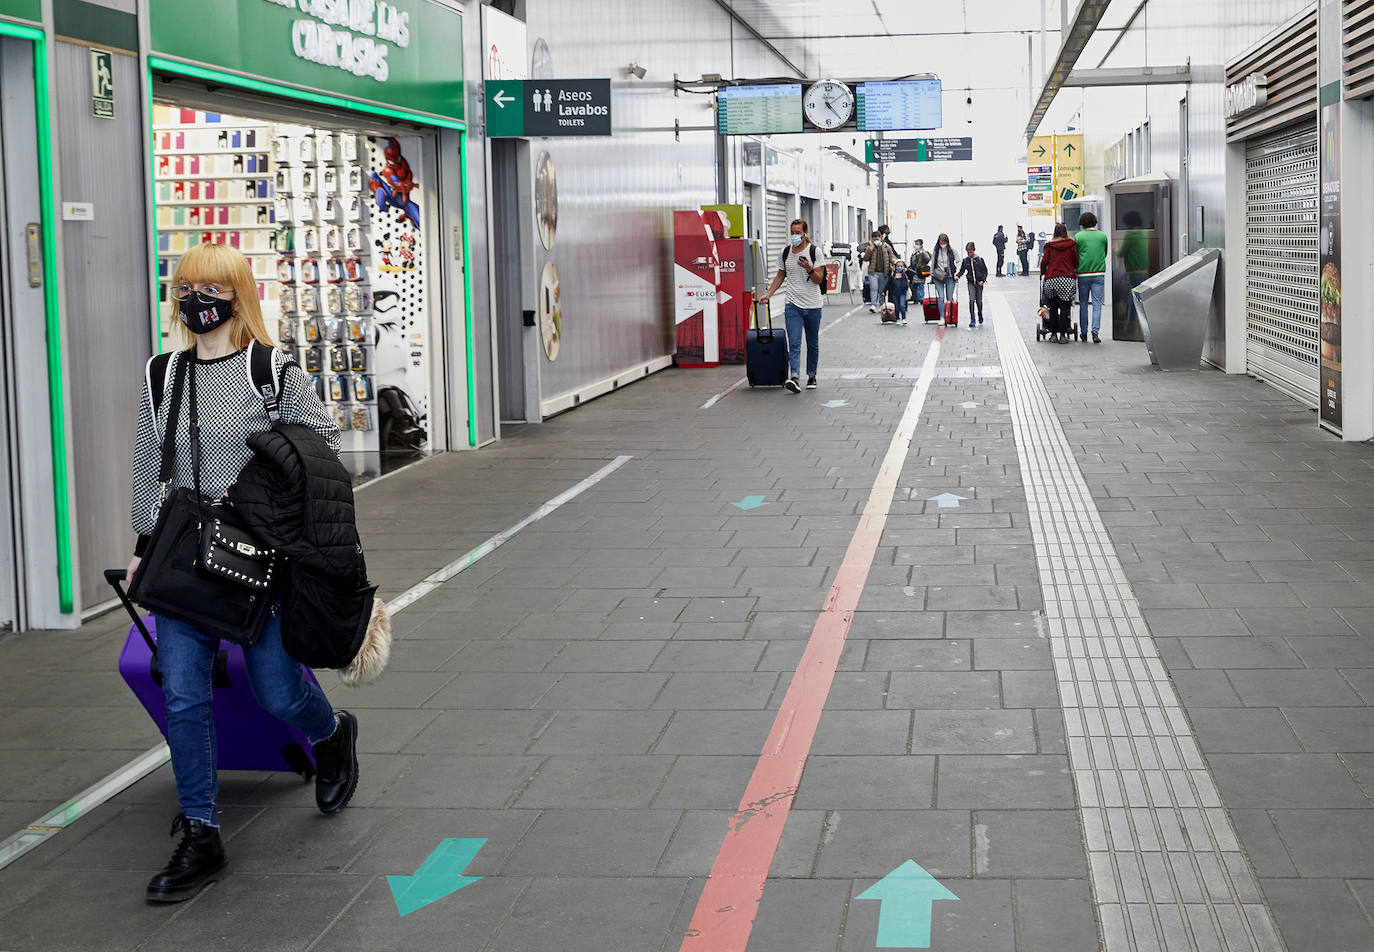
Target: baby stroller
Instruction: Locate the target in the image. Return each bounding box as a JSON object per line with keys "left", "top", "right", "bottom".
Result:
{"left": 1035, "top": 279, "right": 1082, "bottom": 342}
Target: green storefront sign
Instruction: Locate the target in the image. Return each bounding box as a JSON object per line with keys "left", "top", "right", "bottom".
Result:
{"left": 0, "top": 0, "right": 40, "bottom": 24}
{"left": 150, "top": 0, "right": 463, "bottom": 123}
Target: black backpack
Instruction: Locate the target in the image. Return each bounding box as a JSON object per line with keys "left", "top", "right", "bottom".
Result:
{"left": 780, "top": 246, "right": 828, "bottom": 294}
{"left": 378, "top": 386, "right": 427, "bottom": 451}
{"left": 149, "top": 340, "right": 291, "bottom": 417}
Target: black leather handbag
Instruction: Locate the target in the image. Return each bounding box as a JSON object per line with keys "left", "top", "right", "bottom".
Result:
{"left": 129, "top": 353, "right": 279, "bottom": 645}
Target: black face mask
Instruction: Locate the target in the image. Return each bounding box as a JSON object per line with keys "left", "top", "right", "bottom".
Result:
{"left": 177, "top": 295, "right": 234, "bottom": 334}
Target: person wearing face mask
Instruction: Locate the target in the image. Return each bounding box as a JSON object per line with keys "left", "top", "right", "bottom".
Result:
{"left": 928, "top": 233, "right": 959, "bottom": 316}
{"left": 126, "top": 243, "right": 358, "bottom": 903}
{"left": 758, "top": 218, "right": 827, "bottom": 392}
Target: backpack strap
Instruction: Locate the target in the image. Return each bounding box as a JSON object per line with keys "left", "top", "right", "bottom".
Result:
{"left": 245, "top": 340, "right": 299, "bottom": 424}
{"left": 146, "top": 351, "right": 176, "bottom": 416}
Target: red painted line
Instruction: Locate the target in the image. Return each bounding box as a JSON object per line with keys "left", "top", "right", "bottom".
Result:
{"left": 679, "top": 330, "right": 945, "bottom": 952}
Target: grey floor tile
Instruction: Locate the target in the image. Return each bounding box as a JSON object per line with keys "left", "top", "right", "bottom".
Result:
{"left": 886, "top": 671, "right": 1003, "bottom": 709}
{"left": 498, "top": 809, "right": 681, "bottom": 876}
{"left": 935, "top": 755, "right": 1074, "bottom": 808}
{"left": 910, "top": 710, "right": 1037, "bottom": 754}
{"left": 972, "top": 810, "right": 1088, "bottom": 877}
{"left": 489, "top": 876, "right": 688, "bottom": 952}
{"left": 811, "top": 710, "right": 912, "bottom": 754}
{"left": 794, "top": 755, "right": 936, "bottom": 809}
{"left": 1227, "top": 670, "right": 1365, "bottom": 707}
{"left": 1209, "top": 753, "right": 1371, "bottom": 808}
{"left": 1187, "top": 707, "right": 1304, "bottom": 752}
{"left": 1012, "top": 879, "right": 1100, "bottom": 952}
{"left": 865, "top": 638, "right": 971, "bottom": 671}
{"left": 815, "top": 809, "right": 971, "bottom": 878}
{"left": 527, "top": 710, "right": 672, "bottom": 755}
{"left": 747, "top": 878, "right": 855, "bottom": 952}
{"left": 1283, "top": 707, "right": 1374, "bottom": 752}
{"left": 515, "top": 755, "right": 673, "bottom": 808}
{"left": 1262, "top": 877, "right": 1374, "bottom": 952}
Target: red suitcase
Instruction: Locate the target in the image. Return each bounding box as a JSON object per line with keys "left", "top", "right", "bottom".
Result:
{"left": 922, "top": 297, "right": 940, "bottom": 323}
{"left": 943, "top": 301, "right": 959, "bottom": 326}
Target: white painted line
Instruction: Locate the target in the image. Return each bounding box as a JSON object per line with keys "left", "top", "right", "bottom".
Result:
{"left": 700, "top": 376, "right": 748, "bottom": 410}
{"left": 0, "top": 455, "right": 633, "bottom": 873}
{"left": 819, "top": 302, "right": 866, "bottom": 335}
{"left": 0, "top": 743, "right": 170, "bottom": 871}
{"left": 385, "top": 454, "right": 634, "bottom": 614}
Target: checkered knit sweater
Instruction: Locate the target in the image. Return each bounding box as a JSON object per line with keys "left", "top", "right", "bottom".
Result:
{"left": 131, "top": 345, "right": 340, "bottom": 551}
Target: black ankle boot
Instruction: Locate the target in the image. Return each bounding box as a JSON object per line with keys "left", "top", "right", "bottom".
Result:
{"left": 313, "top": 710, "right": 359, "bottom": 815}
{"left": 146, "top": 814, "right": 226, "bottom": 903}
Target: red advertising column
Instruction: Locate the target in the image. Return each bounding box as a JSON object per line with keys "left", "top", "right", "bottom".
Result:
{"left": 674, "top": 210, "right": 720, "bottom": 367}
{"left": 716, "top": 237, "right": 747, "bottom": 363}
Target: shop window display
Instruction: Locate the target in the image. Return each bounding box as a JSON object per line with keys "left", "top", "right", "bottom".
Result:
{"left": 152, "top": 106, "right": 434, "bottom": 479}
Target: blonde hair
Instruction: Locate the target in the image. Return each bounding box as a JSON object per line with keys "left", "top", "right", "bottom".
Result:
{"left": 168, "top": 243, "right": 272, "bottom": 350}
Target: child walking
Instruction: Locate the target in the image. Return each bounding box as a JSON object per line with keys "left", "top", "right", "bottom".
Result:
{"left": 955, "top": 242, "right": 988, "bottom": 327}
{"left": 889, "top": 260, "right": 910, "bottom": 325}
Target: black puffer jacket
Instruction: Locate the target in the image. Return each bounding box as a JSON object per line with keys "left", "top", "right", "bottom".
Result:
{"left": 227, "top": 424, "right": 375, "bottom": 669}
{"left": 228, "top": 424, "right": 363, "bottom": 581}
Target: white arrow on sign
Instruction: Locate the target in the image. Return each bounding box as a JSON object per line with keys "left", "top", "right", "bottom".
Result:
{"left": 493, "top": 90, "right": 514, "bottom": 108}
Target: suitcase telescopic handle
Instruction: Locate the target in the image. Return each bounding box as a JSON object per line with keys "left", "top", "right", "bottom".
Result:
{"left": 104, "top": 568, "right": 157, "bottom": 658}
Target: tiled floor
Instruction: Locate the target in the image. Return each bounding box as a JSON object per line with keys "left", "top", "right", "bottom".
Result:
{"left": 0, "top": 281, "right": 1371, "bottom": 952}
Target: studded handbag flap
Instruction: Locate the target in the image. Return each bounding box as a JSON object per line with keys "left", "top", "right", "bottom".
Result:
{"left": 198, "top": 507, "right": 279, "bottom": 592}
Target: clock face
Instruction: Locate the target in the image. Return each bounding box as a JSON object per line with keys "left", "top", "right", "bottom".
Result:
{"left": 803, "top": 81, "right": 854, "bottom": 131}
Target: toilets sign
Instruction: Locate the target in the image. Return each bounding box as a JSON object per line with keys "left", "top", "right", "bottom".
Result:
{"left": 486, "top": 79, "right": 612, "bottom": 138}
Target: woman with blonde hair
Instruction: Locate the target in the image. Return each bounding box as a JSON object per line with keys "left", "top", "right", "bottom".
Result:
{"left": 126, "top": 243, "right": 358, "bottom": 902}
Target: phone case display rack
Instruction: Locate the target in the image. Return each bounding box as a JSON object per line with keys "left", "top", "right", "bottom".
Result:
{"left": 152, "top": 106, "right": 378, "bottom": 442}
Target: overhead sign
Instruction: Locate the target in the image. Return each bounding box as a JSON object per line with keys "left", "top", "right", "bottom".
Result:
{"left": 149, "top": 0, "right": 465, "bottom": 122}
{"left": 90, "top": 48, "right": 114, "bottom": 119}
{"left": 486, "top": 79, "right": 612, "bottom": 137}
{"left": 865, "top": 137, "right": 971, "bottom": 163}
{"left": 1055, "top": 133, "right": 1084, "bottom": 204}
{"left": 1027, "top": 134, "right": 1054, "bottom": 166}
{"left": 717, "top": 84, "right": 803, "bottom": 136}
{"left": 856, "top": 80, "right": 942, "bottom": 131}
{"left": 1225, "top": 72, "right": 1268, "bottom": 119}
{"left": 481, "top": 5, "right": 527, "bottom": 81}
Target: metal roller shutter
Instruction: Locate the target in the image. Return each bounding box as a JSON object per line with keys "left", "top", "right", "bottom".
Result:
{"left": 766, "top": 191, "right": 790, "bottom": 273}
{"left": 1245, "top": 124, "right": 1320, "bottom": 406}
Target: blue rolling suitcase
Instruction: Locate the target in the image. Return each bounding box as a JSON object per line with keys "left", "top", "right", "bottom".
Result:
{"left": 746, "top": 301, "right": 789, "bottom": 387}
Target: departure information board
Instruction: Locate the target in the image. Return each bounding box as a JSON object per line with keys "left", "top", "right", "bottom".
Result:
{"left": 856, "top": 80, "right": 942, "bottom": 131}
{"left": 717, "top": 84, "right": 803, "bottom": 135}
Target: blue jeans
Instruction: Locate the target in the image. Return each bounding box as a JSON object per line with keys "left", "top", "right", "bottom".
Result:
{"left": 158, "top": 614, "right": 336, "bottom": 826}
{"left": 784, "top": 302, "right": 823, "bottom": 378}
{"left": 933, "top": 277, "right": 957, "bottom": 311}
{"left": 1078, "top": 274, "right": 1105, "bottom": 334}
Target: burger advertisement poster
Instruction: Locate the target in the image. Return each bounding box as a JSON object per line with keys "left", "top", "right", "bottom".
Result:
{"left": 1319, "top": 94, "right": 1342, "bottom": 432}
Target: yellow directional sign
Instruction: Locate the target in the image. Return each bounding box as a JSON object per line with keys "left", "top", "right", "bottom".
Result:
{"left": 1027, "top": 135, "right": 1054, "bottom": 167}
{"left": 1054, "top": 133, "right": 1084, "bottom": 211}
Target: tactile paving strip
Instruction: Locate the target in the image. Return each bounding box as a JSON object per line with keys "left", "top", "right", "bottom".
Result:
{"left": 991, "top": 301, "right": 1287, "bottom": 952}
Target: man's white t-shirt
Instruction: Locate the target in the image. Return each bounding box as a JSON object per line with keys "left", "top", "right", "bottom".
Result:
{"left": 780, "top": 244, "right": 825, "bottom": 310}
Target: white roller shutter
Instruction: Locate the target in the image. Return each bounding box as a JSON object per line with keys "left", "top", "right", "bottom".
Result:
{"left": 1245, "top": 124, "right": 1320, "bottom": 406}
{"left": 765, "top": 191, "right": 790, "bottom": 273}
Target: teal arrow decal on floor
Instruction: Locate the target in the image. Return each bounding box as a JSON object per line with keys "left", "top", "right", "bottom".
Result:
{"left": 387, "top": 837, "right": 486, "bottom": 917}
{"left": 959, "top": 401, "right": 978, "bottom": 409}
{"left": 929, "top": 492, "right": 966, "bottom": 508}
{"left": 822, "top": 399, "right": 849, "bottom": 408}
{"left": 732, "top": 495, "right": 767, "bottom": 511}
{"left": 857, "top": 860, "right": 958, "bottom": 948}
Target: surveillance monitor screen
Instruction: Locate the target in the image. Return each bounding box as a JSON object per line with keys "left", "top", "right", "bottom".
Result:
{"left": 1114, "top": 191, "right": 1157, "bottom": 231}
{"left": 717, "top": 84, "right": 803, "bottom": 135}
{"left": 855, "top": 80, "right": 942, "bottom": 131}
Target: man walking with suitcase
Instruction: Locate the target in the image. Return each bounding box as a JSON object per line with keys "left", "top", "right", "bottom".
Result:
{"left": 758, "top": 218, "right": 828, "bottom": 392}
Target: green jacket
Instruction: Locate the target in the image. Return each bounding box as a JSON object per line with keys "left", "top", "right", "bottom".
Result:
{"left": 1074, "top": 228, "right": 1108, "bottom": 276}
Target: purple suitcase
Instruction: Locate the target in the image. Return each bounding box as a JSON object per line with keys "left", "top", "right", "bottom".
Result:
{"left": 106, "top": 569, "right": 317, "bottom": 778}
